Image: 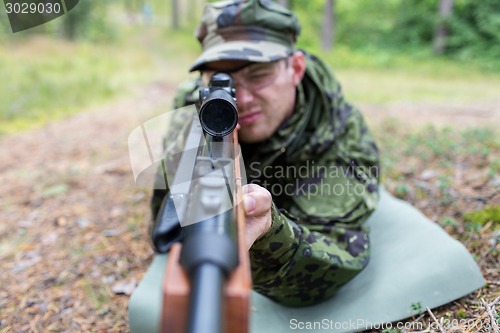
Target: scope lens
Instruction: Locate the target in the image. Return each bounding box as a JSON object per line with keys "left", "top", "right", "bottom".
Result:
{"left": 200, "top": 100, "right": 237, "bottom": 137}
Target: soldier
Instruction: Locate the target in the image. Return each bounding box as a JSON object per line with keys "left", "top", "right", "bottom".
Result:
{"left": 152, "top": 0, "right": 380, "bottom": 306}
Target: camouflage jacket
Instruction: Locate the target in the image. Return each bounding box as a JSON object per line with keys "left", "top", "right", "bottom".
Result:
{"left": 151, "top": 51, "right": 380, "bottom": 306}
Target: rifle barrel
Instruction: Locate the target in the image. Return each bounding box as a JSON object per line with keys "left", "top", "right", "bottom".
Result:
{"left": 187, "top": 262, "right": 224, "bottom": 333}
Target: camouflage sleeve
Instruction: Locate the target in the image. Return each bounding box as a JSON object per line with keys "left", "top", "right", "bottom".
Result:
{"left": 249, "top": 93, "right": 379, "bottom": 306}
{"left": 249, "top": 204, "right": 370, "bottom": 307}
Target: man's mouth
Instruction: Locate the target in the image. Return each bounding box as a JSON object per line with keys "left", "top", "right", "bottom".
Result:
{"left": 238, "top": 111, "right": 261, "bottom": 125}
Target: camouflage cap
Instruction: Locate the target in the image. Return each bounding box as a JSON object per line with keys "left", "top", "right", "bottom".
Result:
{"left": 189, "top": 0, "right": 301, "bottom": 72}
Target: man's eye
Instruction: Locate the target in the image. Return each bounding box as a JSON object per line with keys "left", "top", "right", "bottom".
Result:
{"left": 248, "top": 71, "right": 272, "bottom": 80}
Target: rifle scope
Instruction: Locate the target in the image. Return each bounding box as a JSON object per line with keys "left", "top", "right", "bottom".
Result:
{"left": 199, "top": 73, "right": 238, "bottom": 138}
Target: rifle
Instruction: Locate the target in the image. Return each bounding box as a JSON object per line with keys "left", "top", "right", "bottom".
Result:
{"left": 152, "top": 73, "right": 251, "bottom": 333}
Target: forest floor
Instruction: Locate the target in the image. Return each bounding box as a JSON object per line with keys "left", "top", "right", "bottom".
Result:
{"left": 0, "top": 79, "right": 498, "bottom": 332}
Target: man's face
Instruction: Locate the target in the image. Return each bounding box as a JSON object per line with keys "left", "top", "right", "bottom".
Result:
{"left": 202, "top": 52, "right": 306, "bottom": 143}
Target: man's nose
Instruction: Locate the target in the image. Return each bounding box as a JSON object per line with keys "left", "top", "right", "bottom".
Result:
{"left": 235, "top": 84, "right": 254, "bottom": 106}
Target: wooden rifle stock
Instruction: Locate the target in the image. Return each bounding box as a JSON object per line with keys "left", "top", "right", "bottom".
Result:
{"left": 161, "top": 129, "right": 251, "bottom": 333}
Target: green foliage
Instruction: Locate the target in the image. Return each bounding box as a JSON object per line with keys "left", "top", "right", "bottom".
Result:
{"left": 395, "top": 184, "right": 410, "bottom": 198}
{"left": 463, "top": 206, "right": 500, "bottom": 229}
{"left": 0, "top": 3, "right": 11, "bottom": 40}
{"left": 381, "top": 329, "right": 401, "bottom": 333}
{"left": 391, "top": 0, "right": 500, "bottom": 68}
{"left": 489, "top": 158, "right": 500, "bottom": 178}
{"left": 0, "top": 38, "right": 155, "bottom": 135}
{"left": 335, "top": 0, "right": 401, "bottom": 49}
{"left": 61, "top": 0, "right": 117, "bottom": 42}
{"left": 2, "top": 0, "right": 500, "bottom": 70}
{"left": 449, "top": 0, "right": 500, "bottom": 57}
{"left": 293, "top": 0, "right": 402, "bottom": 50}
{"left": 392, "top": 0, "right": 437, "bottom": 47}
{"left": 400, "top": 127, "right": 498, "bottom": 162}
{"left": 440, "top": 216, "right": 459, "bottom": 227}
{"left": 375, "top": 125, "right": 499, "bottom": 193}
{"left": 2, "top": 1, "right": 500, "bottom": 135}
{"left": 410, "top": 301, "right": 424, "bottom": 315}
{"left": 291, "top": 0, "right": 324, "bottom": 50}
{"left": 289, "top": 0, "right": 500, "bottom": 71}
{"left": 0, "top": 0, "right": 116, "bottom": 42}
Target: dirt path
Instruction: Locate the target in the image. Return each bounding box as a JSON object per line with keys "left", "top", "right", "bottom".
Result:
{"left": 0, "top": 84, "right": 498, "bottom": 331}
{"left": 0, "top": 82, "right": 175, "bottom": 332}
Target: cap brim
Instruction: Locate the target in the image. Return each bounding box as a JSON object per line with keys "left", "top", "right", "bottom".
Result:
{"left": 189, "top": 40, "right": 291, "bottom": 72}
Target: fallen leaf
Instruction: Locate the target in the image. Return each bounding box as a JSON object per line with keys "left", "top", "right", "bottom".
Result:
{"left": 112, "top": 279, "right": 137, "bottom": 295}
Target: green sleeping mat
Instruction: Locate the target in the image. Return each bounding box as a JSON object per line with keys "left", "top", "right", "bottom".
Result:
{"left": 128, "top": 188, "right": 485, "bottom": 332}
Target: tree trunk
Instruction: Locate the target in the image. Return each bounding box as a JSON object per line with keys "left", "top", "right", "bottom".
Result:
{"left": 172, "top": 0, "right": 179, "bottom": 29}
{"left": 433, "top": 0, "right": 454, "bottom": 55}
{"left": 321, "top": 0, "right": 336, "bottom": 51}
{"left": 61, "top": 0, "right": 92, "bottom": 40}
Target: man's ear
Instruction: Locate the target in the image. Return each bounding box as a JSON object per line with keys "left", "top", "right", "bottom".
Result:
{"left": 290, "top": 51, "right": 306, "bottom": 86}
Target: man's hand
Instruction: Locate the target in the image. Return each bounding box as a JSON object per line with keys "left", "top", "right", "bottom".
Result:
{"left": 242, "top": 184, "right": 272, "bottom": 251}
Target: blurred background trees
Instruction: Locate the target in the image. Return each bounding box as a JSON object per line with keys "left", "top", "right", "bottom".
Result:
{"left": 1, "top": 0, "right": 499, "bottom": 134}
{"left": 1, "top": 0, "right": 499, "bottom": 68}
{"left": 392, "top": 0, "right": 500, "bottom": 61}
{"left": 294, "top": 0, "right": 500, "bottom": 67}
